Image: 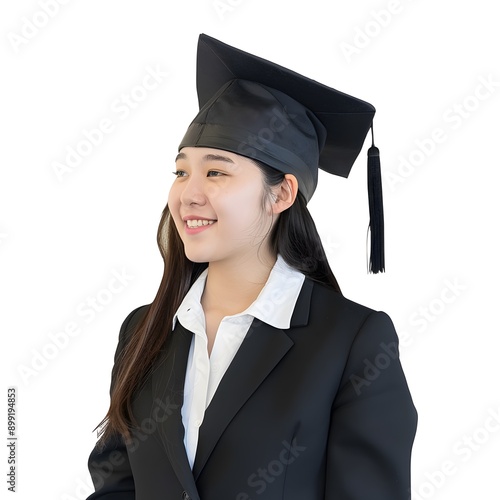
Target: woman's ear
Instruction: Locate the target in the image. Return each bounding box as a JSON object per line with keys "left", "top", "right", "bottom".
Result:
{"left": 271, "top": 174, "right": 299, "bottom": 214}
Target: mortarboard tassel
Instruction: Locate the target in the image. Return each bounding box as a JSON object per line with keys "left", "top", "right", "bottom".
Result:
{"left": 367, "top": 124, "right": 385, "bottom": 273}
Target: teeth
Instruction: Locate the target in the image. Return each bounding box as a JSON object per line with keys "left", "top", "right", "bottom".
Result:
{"left": 186, "top": 219, "right": 215, "bottom": 228}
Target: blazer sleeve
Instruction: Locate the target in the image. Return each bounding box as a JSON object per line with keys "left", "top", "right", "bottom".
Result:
{"left": 86, "top": 306, "right": 146, "bottom": 500}
{"left": 325, "top": 311, "right": 418, "bottom": 500}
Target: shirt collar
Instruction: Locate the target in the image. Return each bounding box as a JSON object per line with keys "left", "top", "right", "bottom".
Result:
{"left": 173, "top": 267, "right": 208, "bottom": 331}
{"left": 173, "top": 254, "right": 305, "bottom": 330}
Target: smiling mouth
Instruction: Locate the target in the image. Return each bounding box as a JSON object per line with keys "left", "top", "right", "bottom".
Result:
{"left": 185, "top": 219, "right": 217, "bottom": 228}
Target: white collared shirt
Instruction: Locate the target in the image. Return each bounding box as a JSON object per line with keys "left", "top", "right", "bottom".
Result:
{"left": 173, "top": 254, "right": 305, "bottom": 469}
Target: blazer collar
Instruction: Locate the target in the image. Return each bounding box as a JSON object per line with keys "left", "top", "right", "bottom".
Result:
{"left": 194, "top": 278, "right": 314, "bottom": 479}
{"left": 151, "top": 277, "right": 314, "bottom": 488}
{"left": 289, "top": 277, "right": 313, "bottom": 328}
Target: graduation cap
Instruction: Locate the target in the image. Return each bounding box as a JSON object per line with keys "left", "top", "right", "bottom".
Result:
{"left": 178, "top": 34, "right": 385, "bottom": 273}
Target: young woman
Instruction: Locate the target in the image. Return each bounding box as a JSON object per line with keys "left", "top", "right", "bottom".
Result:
{"left": 86, "top": 34, "right": 417, "bottom": 500}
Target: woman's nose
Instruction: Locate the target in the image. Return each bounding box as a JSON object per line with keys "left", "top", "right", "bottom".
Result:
{"left": 179, "top": 174, "right": 206, "bottom": 206}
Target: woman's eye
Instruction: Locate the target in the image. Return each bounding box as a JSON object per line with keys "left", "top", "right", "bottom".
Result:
{"left": 172, "top": 170, "right": 225, "bottom": 178}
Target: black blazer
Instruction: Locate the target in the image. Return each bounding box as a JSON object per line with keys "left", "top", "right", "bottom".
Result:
{"left": 86, "top": 278, "right": 417, "bottom": 500}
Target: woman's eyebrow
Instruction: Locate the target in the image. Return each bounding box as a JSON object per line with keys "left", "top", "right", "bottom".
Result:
{"left": 174, "top": 152, "right": 236, "bottom": 165}
{"left": 202, "top": 153, "right": 235, "bottom": 164}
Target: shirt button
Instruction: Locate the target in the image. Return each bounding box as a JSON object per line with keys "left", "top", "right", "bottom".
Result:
{"left": 195, "top": 419, "right": 202, "bottom": 427}
{"left": 182, "top": 492, "right": 191, "bottom": 500}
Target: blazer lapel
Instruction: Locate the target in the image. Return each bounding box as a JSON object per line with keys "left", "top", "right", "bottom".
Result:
{"left": 151, "top": 322, "right": 200, "bottom": 500}
{"left": 192, "top": 278, "right": 314, "bottom": 480}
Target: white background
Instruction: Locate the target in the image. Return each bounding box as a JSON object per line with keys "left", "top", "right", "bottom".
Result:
{"left": 1, "top": 0, "right": 499, "bottom": 499}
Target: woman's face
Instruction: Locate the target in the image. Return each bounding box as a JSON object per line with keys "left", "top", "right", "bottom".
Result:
{"left": 168, "top": 147, "right": 275, "bottom": 264}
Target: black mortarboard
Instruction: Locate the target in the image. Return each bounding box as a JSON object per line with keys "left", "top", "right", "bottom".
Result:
{"left": 178, "top": 34, "right": 385, "bottom": 273}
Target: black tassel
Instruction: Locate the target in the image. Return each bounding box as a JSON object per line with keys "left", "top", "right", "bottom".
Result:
{"left": 367, "top": 125, "right": 385, "bottom": 273}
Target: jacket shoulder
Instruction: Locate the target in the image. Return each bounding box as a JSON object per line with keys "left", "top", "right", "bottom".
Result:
{"left": 308, "top": 278, "right": 378, "bottom": 317}
{"left": 114, "top": 304, "right": 150, "bottom": 361}
{"left": 304, "top": 278, "right": 398, "bottom": 343}
{"left": 119, "top": 304, "right": 150, "bottom": 338}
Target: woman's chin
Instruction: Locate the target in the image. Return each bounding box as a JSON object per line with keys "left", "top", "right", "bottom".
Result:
{"left": 183, "top": 247, "right": 215, "bottom": 264}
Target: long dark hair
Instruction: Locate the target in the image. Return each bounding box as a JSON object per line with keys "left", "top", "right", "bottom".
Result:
{"left": 97, "top": 159, "right": 341, "bottom": 444}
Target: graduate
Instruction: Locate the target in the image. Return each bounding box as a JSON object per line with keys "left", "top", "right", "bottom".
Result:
{"left": 86, "top": 34, "right": 417, "bottom": 500}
